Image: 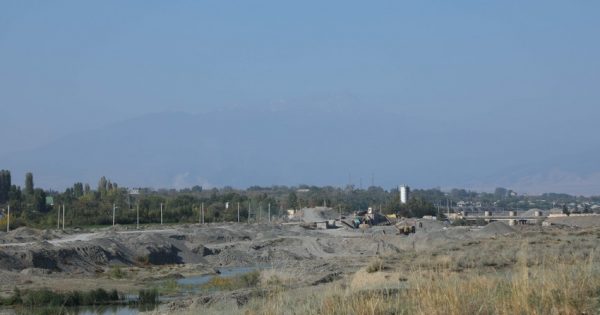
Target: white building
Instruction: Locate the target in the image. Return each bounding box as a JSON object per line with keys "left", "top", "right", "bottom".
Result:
{"left": 400, "top": 185, "right": 410, "bottom": 204}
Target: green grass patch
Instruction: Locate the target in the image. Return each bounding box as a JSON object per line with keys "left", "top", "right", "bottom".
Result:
{"left": 0, "top": 288, "right": 121, "bottom": 307}
{"left": 202, "top": 271, "right": 261, "bottom": 291}
{"left": 109, "top": 265, "right": 126, "bottom": 279}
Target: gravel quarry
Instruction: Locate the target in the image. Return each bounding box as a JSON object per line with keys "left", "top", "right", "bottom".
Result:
{"left": 1, "top": 208, "right": 600, "bottom": 314}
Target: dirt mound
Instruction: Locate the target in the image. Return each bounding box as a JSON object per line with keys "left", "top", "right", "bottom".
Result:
{"left": 0, "top": 242, "right": 116, "bottom": 272}
{"left": 477, "top": 222, "right": 516, "bottom": 236}
{"left": 412, "top": 227, "right": 473, "bottom": 250}
{"left": 0, "top": 227, "right": 63, "bottom": 244}
{"left": 300, "top": 207, "right": 339, "bottom": 223}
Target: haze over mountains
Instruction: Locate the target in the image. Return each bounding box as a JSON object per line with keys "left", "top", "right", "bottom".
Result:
{"left": 3, "top": 105, "right": 600, "bottom": 195}
{"left": 2, "top": 2, "right": 600, "bottom": 195}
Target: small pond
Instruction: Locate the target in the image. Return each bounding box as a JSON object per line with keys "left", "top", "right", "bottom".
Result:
{"left": 2, "top": 265, "right": 270, "bottom": 315}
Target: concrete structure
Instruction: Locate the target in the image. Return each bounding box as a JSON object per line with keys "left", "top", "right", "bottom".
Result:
{"left": 400, "top": 185, "right": 410, "bottom": 204}
{"left": 286, "top": 209, "right": 296, "bottom": 219}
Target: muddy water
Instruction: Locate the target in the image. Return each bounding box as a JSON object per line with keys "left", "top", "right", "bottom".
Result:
{"left": 177, "top": 265, "right": 266, "bottom": 289}
{"left": 2, "top": 305, "right": 149, "bottom": 315}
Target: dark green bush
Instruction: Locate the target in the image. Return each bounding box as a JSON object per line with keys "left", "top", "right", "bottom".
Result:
{"left": 2, "top": 288, "right": 121, "bottom": 307}
{"left": 138, "top": 288, "right": 159, "bottom": 305}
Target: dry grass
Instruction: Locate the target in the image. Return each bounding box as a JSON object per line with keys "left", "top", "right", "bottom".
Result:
{"left": 184, "top": 229, "right": 600, "bottom": 315}
{"left": 409, "top": 253, "right": 599, "bottom": 314}
{"left": 239, "top": 253, "right": 600, "bottom": 315}
{"left": 365, "top": 258, "right": 384, "bottom": 273}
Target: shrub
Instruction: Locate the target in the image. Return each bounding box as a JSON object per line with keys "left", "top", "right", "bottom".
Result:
{"left": 3, "top": 288, "right": 121, "bottom": 307}
{"left": 202, "top": 271, "right": 261, "bottom": 291}
{"left": 110, "top": 265, "right": 126, "bottom": 279}
{"left": 366, "top": 258, "right": 384, "bottom": 273}
{"left": 135, "top": 255, "right": 150, "bottom": 266}
{"left": 138, "top": 288, "right": 159, "bottom": 305}
{"left": 240, "top": 270, "right": 260, "bottom": 287}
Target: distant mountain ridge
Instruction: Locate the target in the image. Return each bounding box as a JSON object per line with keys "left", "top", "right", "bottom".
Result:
{"left": 2, "top": 107, "right": 600, "bottom": 195}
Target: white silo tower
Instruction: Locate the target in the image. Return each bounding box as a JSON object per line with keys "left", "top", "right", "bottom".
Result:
{"left": 400, "top": 185, "right": 410, "bottom": 204}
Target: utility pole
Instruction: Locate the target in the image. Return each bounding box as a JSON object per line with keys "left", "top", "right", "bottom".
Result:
{"left": 62, "top": 204, "right": 65, "bottom": 230}
{"left": 268, "top": 203, "right": 271, "bottom": 223}
{"left": 136, "top": 203, "right": 139, "bottom": 230}
{"left": 248, "top": 201, "right": 251, "bottom": 223}
{"left": 160, "top": 203, "right": 163, "bottom": 225}
{"left": 237, "top": 202, "right": 240, "bottom": 223}
{"left": 6, "top": 205, "right": 9, "bottom": 233}
{"left": 112, "top": 203, "right": 116, "bottom": 226}
{"left": 338, "top": 204, "right": 341, "bottom": 220}
{"left": 57, "top": 205, "right": 60, "bottom": 230}
{"left": 201, "top": 202, "right": 204, "bottom": 224}
{"left": 259, "top": 205, "right": 262, "bottom": 222}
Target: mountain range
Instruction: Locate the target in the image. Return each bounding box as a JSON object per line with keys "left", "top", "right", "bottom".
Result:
{"left": 2, "top": 106, "right": 599, "bottom": 195}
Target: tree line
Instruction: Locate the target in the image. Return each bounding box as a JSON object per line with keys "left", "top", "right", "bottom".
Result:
{"left": 2, "top": 169, "right": 597, "bottom": 229}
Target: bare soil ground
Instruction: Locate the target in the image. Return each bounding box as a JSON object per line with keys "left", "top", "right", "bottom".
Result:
{"left": 1, "top": 209, "right": 600, "bottom": 314}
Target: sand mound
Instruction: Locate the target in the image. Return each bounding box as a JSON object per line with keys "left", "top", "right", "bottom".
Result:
{"left": 412, "top": 227, "right": 473, "bottom": 250}
{"left": 0, "top": 227, "right": 62, "bottom": 244}
{"left": 478, "top": 222, "right": 516, "bottom": 236}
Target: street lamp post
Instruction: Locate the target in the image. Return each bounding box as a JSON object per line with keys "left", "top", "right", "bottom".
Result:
{"left": 112, "top": 203, "right": 118, "bottom": 226}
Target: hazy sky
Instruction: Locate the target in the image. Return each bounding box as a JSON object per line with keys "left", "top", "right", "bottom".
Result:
{"left": 1, "top": 1, "right": 600, "bottom": 192}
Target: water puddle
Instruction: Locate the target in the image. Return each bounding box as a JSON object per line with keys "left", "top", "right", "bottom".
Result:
{"left": 2, "top": 305, "right": 154, "bottom": 315}
{"left": 177, "top": 265, "right": 265, "bottom": 288}
{"left": 172, "top": 264, "right": 272, "bottom": 296}
{"left": 1, "top": 265, "right": 270, "bottom": 315}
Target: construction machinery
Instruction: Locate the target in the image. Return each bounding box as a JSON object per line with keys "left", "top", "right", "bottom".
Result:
{"left": 395, "top": 221, "right": 416, "bottom": 235}
{"left": 343, "top": 208, "right": 393, "bottom": 229}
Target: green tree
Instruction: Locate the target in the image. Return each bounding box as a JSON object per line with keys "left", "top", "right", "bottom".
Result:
{"left": 73, "top": 183, "right": 84, "bottom": 198}
{"left": 0, "top": 170, "right": 11, "bottom": 203}
{"left": 25, "top": 172, "right": 34, "bottom": 195}
{"left": 287, "top": 192, "right": 298, "bottom": 210}
{"left": 98, "top": 177, "right": 108, "bottom": 195}
{"left": 32, "top": 189, "right": 47, "bottom": 212}
{"left": 562, "top": 204, "right": 570, "bottom": 215}
{"left": 191, "top": 185, "right": 203, "bottom": 193}
{"left": 494, "top": 187, "right": 508, "bottom": 199}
